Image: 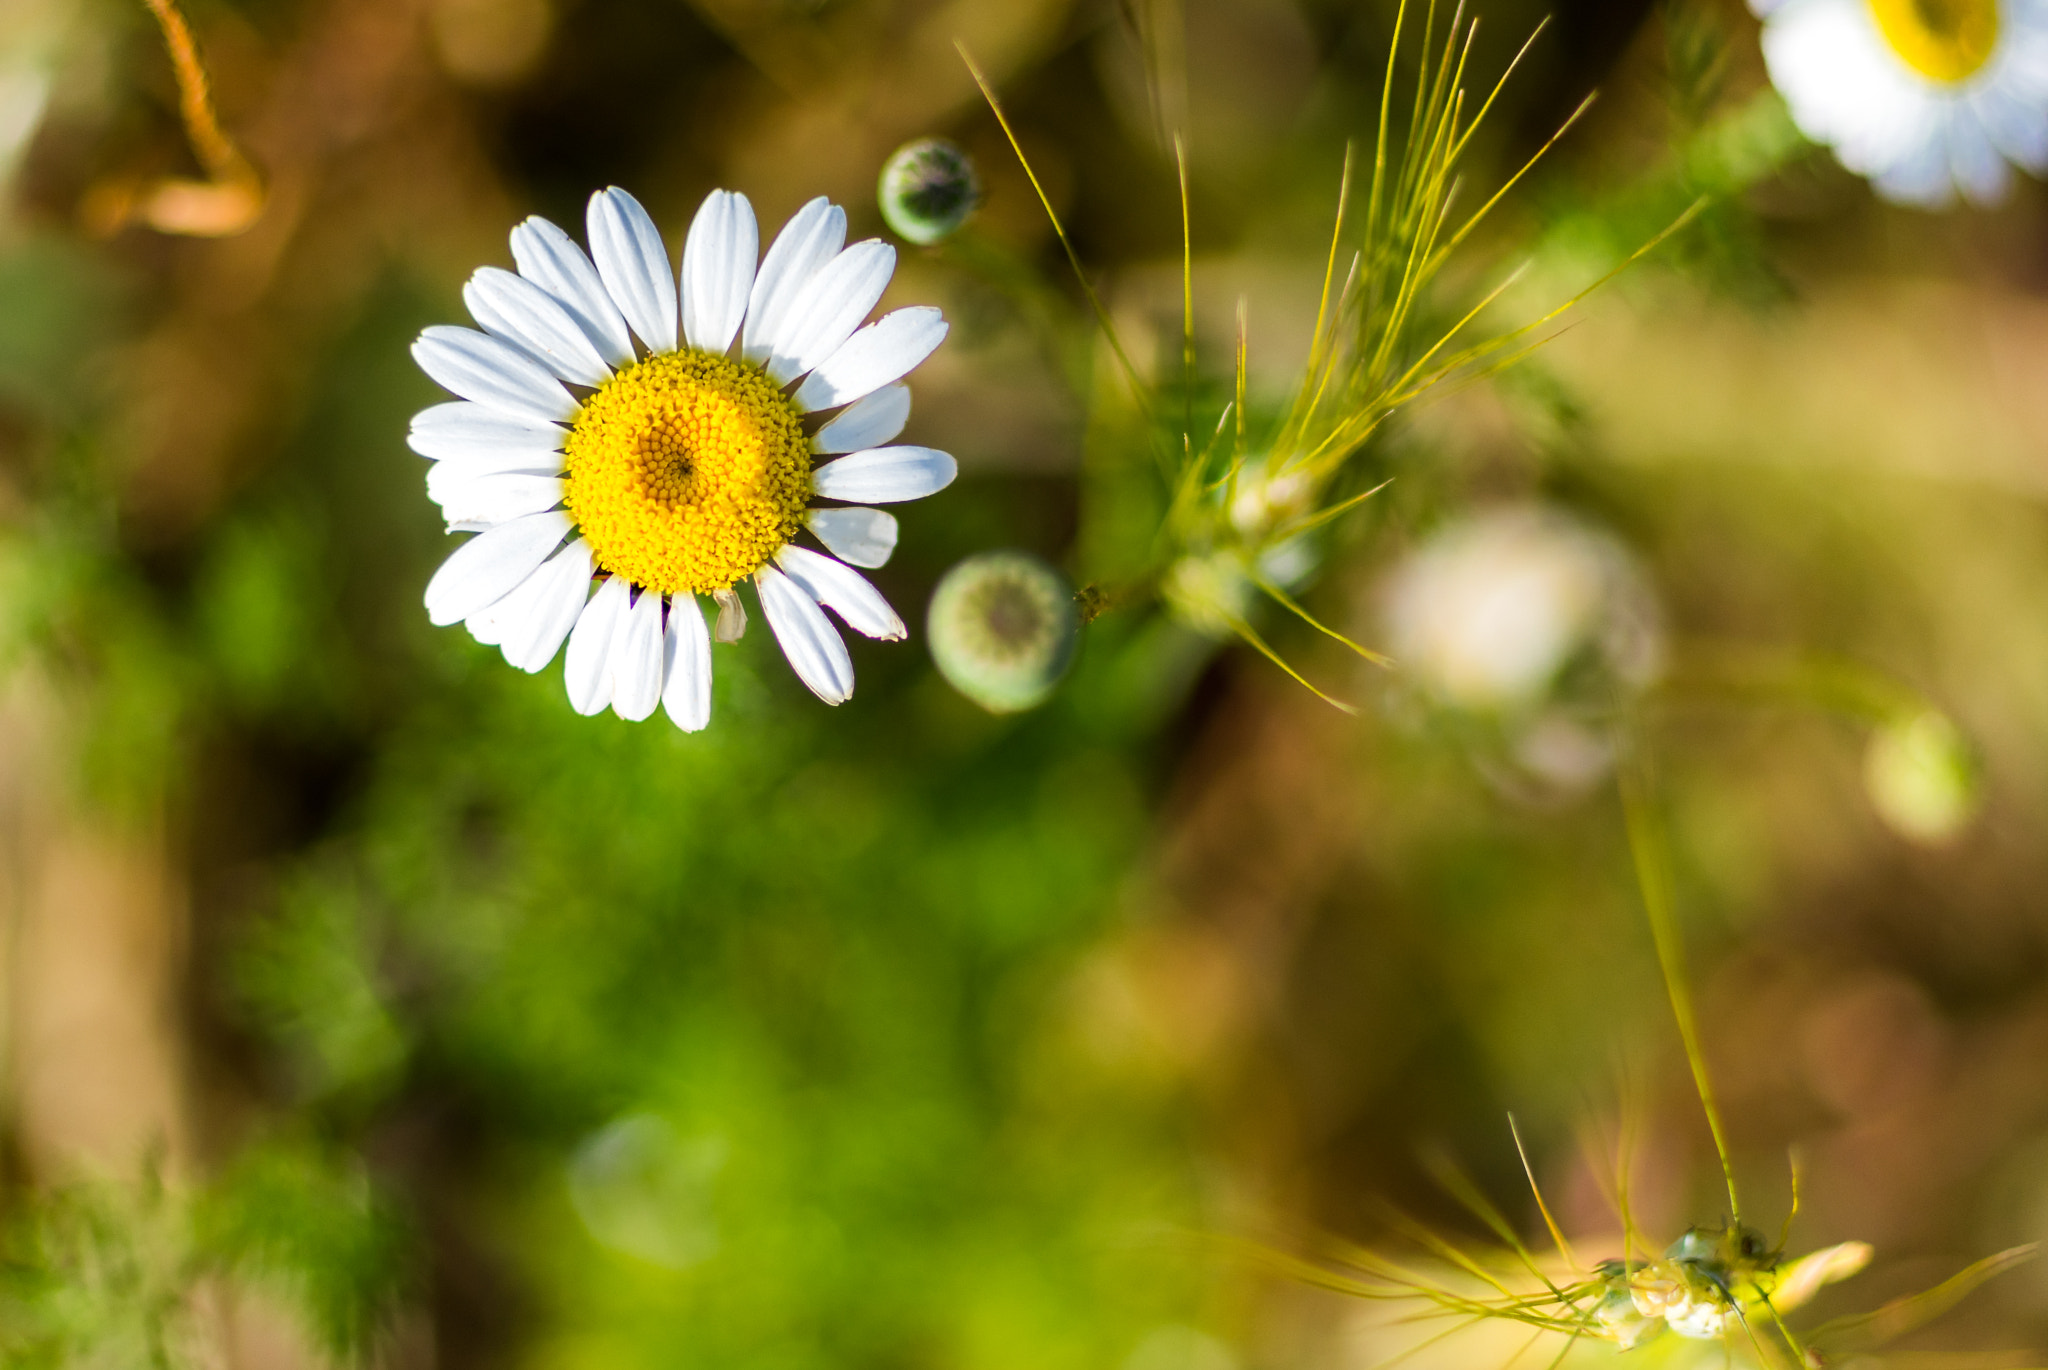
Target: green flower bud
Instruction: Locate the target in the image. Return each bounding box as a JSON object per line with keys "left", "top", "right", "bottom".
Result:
{"left": 928, "top": 551, "right": 1077, "bottom": 713}
{"left": 1864, "top": 709, "right": 1981, "bottom": 845}
{"left": 879, "top": 137, "right": 981, "bottom": 245}
{"left": 1161, "top": 551, "right": 1255, "bottom": 639}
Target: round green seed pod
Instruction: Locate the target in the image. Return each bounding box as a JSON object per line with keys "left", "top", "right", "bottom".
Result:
{"left": 878, "top": 137, "right": 981, "bottom": 245}
{"left": 928, "top": 551, "right": 1077, "bottom": 713}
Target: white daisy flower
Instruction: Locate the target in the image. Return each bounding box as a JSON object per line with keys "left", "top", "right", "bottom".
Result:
{"left": 1755, "top": 0, "right": 2048, "bottom": 205}
{"left": 1381, "top": 506, "right": 1661, "bottom": 714}
{"left": 408, "top": 187, "right": 958, "bottom": 728}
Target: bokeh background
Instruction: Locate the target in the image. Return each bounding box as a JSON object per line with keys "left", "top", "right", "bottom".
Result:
{"left": 3, "top": 0, "right": 2048, "bottom": 1366}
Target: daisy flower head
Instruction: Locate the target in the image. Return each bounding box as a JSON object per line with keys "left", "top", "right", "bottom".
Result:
{"left": 1754, "top": 0, "right": 2048, "bottom": 205}
{"left": 408, "top": 188, "right": 957, "bottom": 728}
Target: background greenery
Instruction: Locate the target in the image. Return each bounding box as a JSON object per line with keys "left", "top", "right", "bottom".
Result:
{"left": 2, "top": 0, "right": 2047, "bottom": 1367}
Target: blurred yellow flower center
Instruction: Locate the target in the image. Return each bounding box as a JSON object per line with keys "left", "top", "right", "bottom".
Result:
{"left": 564, "top": 351, "right": 810, "bottom": 595}
{"left": 1868, "top": 0, "right": 1999, "bottom": 81}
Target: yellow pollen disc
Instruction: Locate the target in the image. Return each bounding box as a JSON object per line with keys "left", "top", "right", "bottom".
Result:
{"left": 564, "top": 350, "right": 811, "bottom": 595}
{"left": 1868, "top": 0, "right": 2000, "bottom": 82}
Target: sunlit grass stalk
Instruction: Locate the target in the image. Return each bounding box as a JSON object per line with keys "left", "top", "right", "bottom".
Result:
{"left": 1614, "top": 712, "right": 1743, "bottom": 1229}
{"left": 967, "top": 5, "right": 1695, "bottom": 706}
{"left": 956, "top": 44, "right": 1156, "bottom": 436}
{"left": 84, "top": 0, "right": 264, "bottom": 237}
{"left": 1248, "top": 716, "right": 2034, "bottom": 1366}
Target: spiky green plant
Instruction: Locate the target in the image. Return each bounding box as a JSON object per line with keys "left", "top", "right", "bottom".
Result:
{"left": 1250, "top": 724, "right": 2031, "bottom": 1368}
{"left": 964, "top": 3, "right": 1701, "bottom": 710}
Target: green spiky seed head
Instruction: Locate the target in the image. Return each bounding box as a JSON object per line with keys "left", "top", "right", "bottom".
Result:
{"left": 928, "top": 551, "right": 1077, "bottom": 713}
{"left": 878, "top": 138, "right": 981, "bottom": 246}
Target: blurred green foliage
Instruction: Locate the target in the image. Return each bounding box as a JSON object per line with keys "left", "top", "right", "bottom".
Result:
{"left": 0, "top": 1151, "right": 401, "bottom": 1369}
{"left": 0, "top": 202, "right": 1216, "bottom": 1366}
{"left": 4, "top": 1, "right": 2048, "bottom": 1367}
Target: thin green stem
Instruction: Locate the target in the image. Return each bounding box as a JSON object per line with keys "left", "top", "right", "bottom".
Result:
{"left": 1615, "top": 717, "right": 1742, "bottom": 1227}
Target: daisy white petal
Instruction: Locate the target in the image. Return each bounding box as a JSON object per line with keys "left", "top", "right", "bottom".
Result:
{"left": 1874, "top": 122, "right": 1955, "bottom": 203}
{"left": 411, "top": 398, "right": 562, "bottom": 437}
{"left": 413, "top": 326, "right": 579, "bottom": 424}
{"left": 418, "top": 448, "right": 566, "bottom": 481}
{"left": 756, "top": 565, "right": 854, "bottom": 704}
{"left": 466, "top": 614, "right": 508, "bottom": 646}
{"left": 1947, "top": 103, "right": 2012, "bottom": 202}
{"left": 661, "top": 595, "right": 713, "bottom": 731}
{"left": 805, "top": 506, "right": 899, "bottom": 568}
{"left": 793, "top": 307, "right": 948, "bottom": 412}
{"left": 811, "top": 446, "right": 957, "bottom": 504}
{"left": 425, "top": 456, "right": 561, "bottom": 505}
{"left": 424, "top": 509, "right": 571, "bottom": 626}
{"left": 812, "top": 383, "right": 910, "bottom": 453}
{"left": 765, "top": 240, "right": 895, "bottom": 385}
{"left": 465, "top": 534, "right": 578, "bottom": 648}
{"left": 503, "top": 538, "right": 594, "bottom": 673}
{"left": 681, "top": 189, "right": 758, "bottom": 355}
{"left": 775, "top": 545, "right": 906, "bottom": 641}
{"left": 510, "top": 216, "right": 636, "bottom": 367}
{"left": 609, "top": 587, "right": 668, "bottom": 721}
{"left": 427, "top": 466, "right": 565, "bottom": 525}
{"left": 565, "top": 574, "right": 631, "bottom": 715}
{"left": 465, "top": 266, "right": 614, "bottom": 387}
{"left": 464, "top": 577, "right": 522, "bottom": 644}
{"left": 742, "top": 197, "right": 846, "bottom": 365}
{"left": 1974, "top": 82, "right": 2048, "bottom": 170}
{"left": 588, "top": 187, "right": 679, "bottom": 354}
{"left": 408, "top": 402, "right": 565, "bottom": 465}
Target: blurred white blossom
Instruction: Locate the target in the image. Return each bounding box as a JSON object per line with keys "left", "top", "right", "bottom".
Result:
{"left": 1753, "top": 0, "right": 2048, "bottom": 206}
{"left": 1382, "top": 505, "right": 1662, "bottom": 714}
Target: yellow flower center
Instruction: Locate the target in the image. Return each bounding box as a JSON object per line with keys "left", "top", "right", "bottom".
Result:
{"left": 564, "top": 350, "right": 811, "bottom": 595}
{"left": 1868, "top": 0, "right": 2000, "bottom": 82}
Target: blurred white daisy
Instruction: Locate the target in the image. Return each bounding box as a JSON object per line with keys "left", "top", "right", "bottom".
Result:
{"left": 1382, "top": 505, "right": 1661, "bottom": 713}
{"left": 1382, "top": 505, "right": 1665, "bottom": 799}
{"left": 409, "top": 187, "right": 957, "bottom": 727}
{"left": 1755, "top": 0, "right": 2048, "bottom": 205}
